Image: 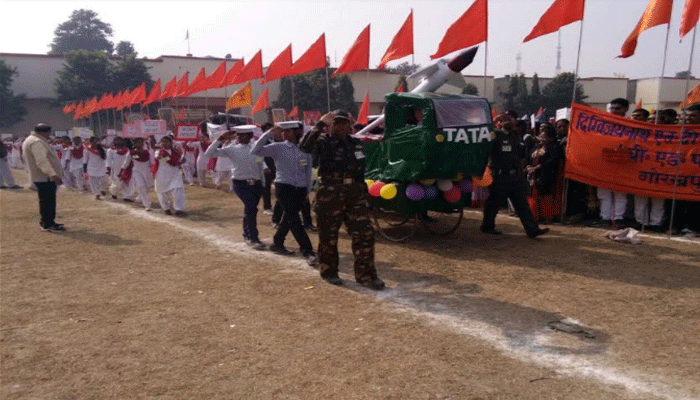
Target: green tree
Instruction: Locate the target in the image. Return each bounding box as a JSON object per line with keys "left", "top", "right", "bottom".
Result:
{"left": 461, "top": 83, "right": 479, "bottom": 95}
{"left": 49, "top": 9, "right": 114, "bottom": 55}
{"left": 111, "top": 54, "right": 153, "bottom": 91}
{"left": 0, "top": 60, "right": 28, "bottom": 128}
{"left": 115, "top": 41, "right": 137, "bottom": 57}
{"left": 274, "top": 68, "right": 357, "bottom": 116}
{"left": 54, "top": 50, "right": 113, "bottom": 105}
{"left": 500, "top": 74, "right": 527, "bottom": 113}
{"left": 386, "top": 62, "right": 421, "bottom": 76}
{"left": 541, "top": 72, "right": 587, "bottom": 113}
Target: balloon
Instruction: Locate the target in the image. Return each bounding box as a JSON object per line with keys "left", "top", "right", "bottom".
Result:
{"left": 419, "top": 179, "right": 436, "bottom": 185}
{"left": 456, "top": 179, "right": 473, "bottom": 193}
{"left": 423, "top": 185, "right": 439, "bottom": 200}
{"left": 444, "top": 186, "right": 462, "bottom": 203}
{"left": 437, "top": 179, "right": 454, "bottom": 192}
{"left": 368, "top": 181, "right": 386, "bottom": 197}
{"left": 405, "top": 183, "right": 424, "bottom": 201}
{"left": 312, "top": 168, "right": 318, "bottom": 179}
{"left": 365, "top": 179, "right": 374, "bottom": 187}
{"left": 380, "top": 183, "right": 398, "bottom": 199}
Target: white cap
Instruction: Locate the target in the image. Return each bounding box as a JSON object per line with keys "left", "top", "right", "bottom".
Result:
{"left": 275, "top": 121, "right": 303, "bottom": 130}
{"left": 233, "top": 124, "right": 257, "bottom": 134}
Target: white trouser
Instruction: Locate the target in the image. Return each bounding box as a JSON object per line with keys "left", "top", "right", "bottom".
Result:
{"left": 71, "top": 169, "right": 86, "bottom": 192}
{"left": 214, "top": 170, "right": 231, "bottom": 187}
{"left": 597, "top": 188, "right": 627, "bottom": 221}
{"left": 157, "top": 187, "right": 186, "bottom": 211}
{"left": 132, "top": 173, "right": 152, "bottom": 208}
{"left": 634, "top": 196, "right": 665, "bottom": 226}
{"left": 89, "top": 175, "right": 107, "bottom": 196}
{"left": 197, "top": 168, "right": 209, "bottom": 186}
{"left": 182, "top": 164, "right": 195, "bottom": 184}
{"left": 109, "top": 173, "right": 134, "bottom": 199}
{"left": 0, "top": 158, "right": 17, "bottom": 186}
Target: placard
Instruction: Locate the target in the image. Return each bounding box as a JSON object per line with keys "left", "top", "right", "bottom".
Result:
{"left": 272, "top": 108, "right": 287, "bottom": 123}
{"left": 140, "top": 120, "right": 167, "bottom": 136}
{"left": 54, "top": 131, "right": 68, "bottom": 137}
{"left": 105, "top": 129, "right": 116, "bottom": 136}
{"left": 121, "top": 123, "right": 140, "bottom": 138}
{"left": 73, "top": 127, "right": 93, "bottom": 139}
{"left": 556, "top": 108, "right": 571, "bottom": 121}
{"left": 303, "top": 110, "right": 321, "bottom": 126}
{"left": 206, "top": 123, "right": 228, "bottom": 141}
{"left": 175, "top": 124, "right": 200, "bottom": 141}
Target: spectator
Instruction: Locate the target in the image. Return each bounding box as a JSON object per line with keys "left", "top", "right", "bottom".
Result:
{"left": 595, "top": 98, "right": 629, "bottom": 228}
{"left": 527, "top": 124, "right": 564, "bottom": 223}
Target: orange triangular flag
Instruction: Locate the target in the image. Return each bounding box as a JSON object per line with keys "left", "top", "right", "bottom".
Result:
{"left": 288, "top": 106, "right": 299, "bottom": 118}
{"left": 491, "top": 107, "right": 498, "bottom": 119}
{"left": 431, "top": 0, "right": 487, "bottom": 59}
{"left": 130, "top": 82, "right": 147, "bottom": 106}
{"left": 618, "top": 0, "right": 673, "bottom": 58}
{"left": 680, "top": 0, "right": 700, "bottom": 38}
{"left": 357, "top": 92, "right": 370, "bottom": 125}
{"left": 523, "top": 0, "right": 585, "bottom": 43}
{"left": 233, "top": 51, "right": 263, "bottom": 84}
{"left": 73, "top": 101, "right": 84, "bottom": 120}
{"left": 143, "top": 79, "right": 161, "bottom": 106}
{"left": 378, "top": 10, "right": 414, "bottom": 69}
{"left": 62, "top": 103, "right": 76, "bottom": 114}
{"left": 262, "top": 44, "right": 292, "bottom": 84}
{"left": 174, "top": 72, "right": 189, "bottom": 97}
{"left": 204, "top": 61, "right": 226, "bottom": 91}
{"left": 333, "top": 25, "right": 370, "bottom": 77}
{"left": 186, "top": 68, "right": 207, "bottom": 96}
{"left": 225, "top": 82, "right": 253, "bottom": 110}
{"left": 635, "top": 98, "right": 643, "bottom": 109}
{"left": 160, "top": 76, "right": 177, "bottom": 100}
{"left": 289, "top": 33, "right": 327, "bottom": 76}
{"left": 251, "top": 87, "right": 270, "bottom": 115}
{"left": 680, "top": 84, "right": 700, "bottom": 107}
{"left": 219, "top": 59, "right": 245, "bottom": 88}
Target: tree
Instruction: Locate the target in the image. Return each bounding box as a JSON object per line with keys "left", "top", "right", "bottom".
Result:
{"left": 0, "top": 60, "right": 28, "bottom": 128}
{"left": 386, "top": 62, "right": 421, "bottom": 76}
{"left": 49, "top": 9, "right": 114, "bottom": 55}
{"left": 115, "top": 41, "right": 137, "bottom": 57}
{"left": 111, "top": 55, "right": 153, "bottom": 91}
{"left": 461, "top": 83, "right": 479, "bottom": 95}
{"left": 541, "top": 72, "right": 587, "bottom": 113}
{"left": 54, "top": 50, "right": 113, "bottom": 105}
{"left": 274, "top": 68, "right": 357, "bottom": 116}
{"left": 675, "top": 70, "right": 696, "bottom": 79}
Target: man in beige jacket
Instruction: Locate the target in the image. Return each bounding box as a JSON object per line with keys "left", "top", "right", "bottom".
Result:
{"left": 22, "top": 123, "right": 65, "bottom": 232}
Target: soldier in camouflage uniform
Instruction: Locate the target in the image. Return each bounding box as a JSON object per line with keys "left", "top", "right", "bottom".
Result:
{"left": 299, "top": 110, "right": 385, "bottom": 290}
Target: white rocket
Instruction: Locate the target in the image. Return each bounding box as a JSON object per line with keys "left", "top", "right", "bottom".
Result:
{"left": 355, "top": 46, "right": 479, "bottom": 136}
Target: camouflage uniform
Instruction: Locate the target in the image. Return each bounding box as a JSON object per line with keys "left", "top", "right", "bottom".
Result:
{"left": 299, "top": 122, "right": 378, "bottom": 283}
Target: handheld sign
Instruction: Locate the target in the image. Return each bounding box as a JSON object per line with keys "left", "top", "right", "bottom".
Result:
{"left": 175, "top": 124, "right": 200, "bottom": 141}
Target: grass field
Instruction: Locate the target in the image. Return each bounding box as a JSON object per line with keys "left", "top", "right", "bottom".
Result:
{"left": 2, "top": 169, "right": 699, "bottom": 400}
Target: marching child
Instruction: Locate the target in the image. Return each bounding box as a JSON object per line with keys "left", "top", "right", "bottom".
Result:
{"left": 153, "top": 136, "right": 186, "bottom": 216}
{"left": 120, "top": 137, "right": 153, "bottom": 210}
{"left": 66, "top": 136, "right": 86, "bottom": 192}
{"left": 107, "top": 137, "right": 135, "bottom": 201}
{"left": 84, "top": 137, "right": 108, "bottom": 200}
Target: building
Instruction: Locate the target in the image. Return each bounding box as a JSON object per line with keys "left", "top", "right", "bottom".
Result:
{"left": 1, "top": 52, "right": 697, "bottom": 137}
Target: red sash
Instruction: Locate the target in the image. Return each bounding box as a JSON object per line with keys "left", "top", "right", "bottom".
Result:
{"left": 131, "top": 149, "right": 150, "bottom": 162}
{"left": 86, "top": 144, "right": 101, "bottom": 156}
{"left": 71, "top": 146, "right": 84, "bottom": 159}
{"left": 119, "top": 160, "right": 133, "bottom": 184}
{"left": 116, "top": 147, "right": 129, "bottom": 156}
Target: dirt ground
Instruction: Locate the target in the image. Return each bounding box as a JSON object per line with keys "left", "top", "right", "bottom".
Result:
{"left": 2, "top": 169, "right": 699, "bottom": 400}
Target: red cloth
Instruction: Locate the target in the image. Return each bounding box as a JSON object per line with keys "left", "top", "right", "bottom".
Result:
{"left": 289, "top": 34, "right": 326, "bottom": 76}
{"left": 71, "top": 146, "right": 84, "bottom": 158}
{"left": 333, "top": 25, "right": 370, "bottom": 76}
{"left": 262, "top": 44, "right": 292, "bottom": 84}
{"left": 523, "top": 0, "right": 585, "bottom": 43}
{"left": 618, "top": 0, "right": 673, "bottom": 58}
{"left": 680, "top": 0, "right": 700, "bottom": 39}
{"left": 431, "top": 0, "right": 487, "bottom": 59}
{"left": 219, "top": 59, "right": 245, "bottom": 88}
{"left": 119, "top": 160, "right": 133, "bottom": 184}
{"left": 378, "top": 10, "right": 413, "bottom": 69}
{"left": 357, "top": 91, "right": 370, "bottom": 125}
{"left": 233, "top": 50, "right": 263, "bottom": 84}
{"left": 251, "top": 88, "right": 270, "bottom": 116}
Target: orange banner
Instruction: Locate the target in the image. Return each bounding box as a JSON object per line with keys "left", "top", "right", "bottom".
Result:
{"left": 566, "top": 103, "right": 700, "bottom": 201}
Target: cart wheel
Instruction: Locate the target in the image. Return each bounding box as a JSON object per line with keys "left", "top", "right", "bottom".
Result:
{"left": 420, "top": 207, "right": 464, "bottom": 236}
{"left": 372, "top": 208, "right": 417, "bottom": 242}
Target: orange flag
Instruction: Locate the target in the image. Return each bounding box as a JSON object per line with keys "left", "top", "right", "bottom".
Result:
{"left": 635, "top": 98, "right": 644, "bottom": 109}
{"left": 491, "top": 107, "right": 498, "bottom": 119}
{"left": 431, "top": 0, "right": 487, "bottom": 59}
{"left": 204, "top": 61, "right": 226, "bottom": 91}
{"left": 225, "top": 82, "right": 253, "bottom": 110}
{"left": 62, "top": 103, "right": 76, "bottom": 114}
{"left": 288, "top": 106, "right": 299, "bottom": 118}
{"left": 378, "top": 10, "right": 414, "bottom": 69}
{"left": 73, "top": 102, "right": 84, "bottom": 120}
{"left": 680, "top": 0, "right": 700, "bottom": 38}
{"left": 262, "top": 44, "right": 292, "bottom": 84}
{"left": 130, "top": 82, "right": 147, "bottom": 106}
{"left": 233, "top": 50, "right": 263, "bottom": 84}
{"left": 289, "top": 33, "right": 327, "bottom": 76}
{"left": 143, "top": 79, "right": 161, "bottom": 106}
{"left": 618, "top": 0, "right": 673, "bottom": 58}
{"left": 219, "top": 59, "right": 245, "bottom": 88}
{"left": 333, "top": 24, "right": 370, "bottom": 77}
{"left": 251, "top": 87, "right": 270, "bottom": 116}
{"left": 186, "top": 68, "right": 207, "bottom": 96}
{"left": 680, "top": 84, "right": 700, "bottom": 107}
{"left": 357, "top": 91, "right": 370, "bottom": 125}
{"left": 174, "top": 72, "right": 189, "bottom": 97}
{"left": 160, "top": 76, "right": 177, "bottom": 100}
{"left": 523, "top": 0, "right": 585, "bottom": 42}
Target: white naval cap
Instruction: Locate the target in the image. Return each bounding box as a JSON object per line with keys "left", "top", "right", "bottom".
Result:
{"left": 233, "top": 124, "right": 257, "bottom": 134}
{"left": 275, "top": 121, "right": 303, "bottom": 130}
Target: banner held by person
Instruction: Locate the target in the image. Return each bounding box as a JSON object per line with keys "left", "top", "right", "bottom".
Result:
{"left": 565, "top": 103, "right": 700, "bottom": 201}
{"left": 174, "top": 124, "right": 201, "bottom": 141}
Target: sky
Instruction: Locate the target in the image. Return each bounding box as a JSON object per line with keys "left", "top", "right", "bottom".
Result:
{"left": 1, "top": 0, "right": 699, "bottom": 80}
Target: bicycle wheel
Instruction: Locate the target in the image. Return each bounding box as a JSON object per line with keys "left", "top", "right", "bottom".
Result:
{"left": 372, "top": 208, "right": 417, "bottom": 242}
{"left": 419, "top": 207, "right": 464, "bottom": 236}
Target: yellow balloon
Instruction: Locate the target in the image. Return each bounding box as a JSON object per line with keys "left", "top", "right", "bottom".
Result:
{"left": 419, "top": 179, "right": 436, "bottom": 185}
{"left": 380, "top": 183, "right": 398, "bottom": 199}
{"left": 312, "top": 168, "right": 318, "bottom": 179}
{"left": 365, "top": 179, "right": 374, "bottom": 186}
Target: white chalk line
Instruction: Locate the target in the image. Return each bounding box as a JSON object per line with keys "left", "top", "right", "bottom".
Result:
{"left": 103, "top": 201, "right": 697, "bottom": 400}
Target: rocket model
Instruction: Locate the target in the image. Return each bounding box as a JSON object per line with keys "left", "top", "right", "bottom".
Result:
{"left": 355, "top": 46, "right": 479, "bottom": 136}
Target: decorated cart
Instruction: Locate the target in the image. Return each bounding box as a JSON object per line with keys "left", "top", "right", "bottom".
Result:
{"left": 359, "top": 92, "right": 494, "bottom": 241}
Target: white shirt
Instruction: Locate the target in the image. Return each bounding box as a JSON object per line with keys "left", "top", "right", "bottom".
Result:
{"left": 204, "top": 140, "right": 263, "bottom": 181}
{"left": 154, "top": 149, "right": 184, "bottom": 193}
{"left": 85, "top": 148, "right": 107, "bottom": 177}
{"left": 66, "top": 146, "right": 86, "bottom": 171}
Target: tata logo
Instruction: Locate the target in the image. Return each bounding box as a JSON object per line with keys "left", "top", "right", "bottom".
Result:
{"left": 440, "top": 127, "right": 492, "bottom": 144}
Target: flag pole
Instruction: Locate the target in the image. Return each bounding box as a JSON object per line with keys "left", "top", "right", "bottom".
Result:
{"left": 667, "top": 26, "right": 697, "bottom": 237}
{"left": 325, "top": 66, "right": 331, "bottom": 113}
{"left": 483, "top": 40, "right": 488, "bottom": 97}
{"left": 653, "top": 23, "right": 672, "bottom": 124}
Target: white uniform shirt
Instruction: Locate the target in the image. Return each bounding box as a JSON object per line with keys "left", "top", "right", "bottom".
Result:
{"left": 204, "top": 140, "right": 263, "bottom": 181}
{"left": 85, "top": 148, "right": 107, "bottom": 177}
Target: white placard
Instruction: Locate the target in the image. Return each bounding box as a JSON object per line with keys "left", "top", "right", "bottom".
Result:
{"left": 106, "top": 129, "right": 116, "bottom": 136}
{"left": 175, "top": 125, "right": 200, "bottom": 141}
{"left": 54, "top": 131, "right": 68, "bottom": 137}
{"left": 206, "top": 123, "right": 228, "bottom": 141}
{"left": 556, "top": 108, "right": 571, "bottom": 121}
{"left": 140, "top": 120, "right": 167, "bottom": 136}
{"left": 74, "top": 127, "right": 93, "bottom": 139}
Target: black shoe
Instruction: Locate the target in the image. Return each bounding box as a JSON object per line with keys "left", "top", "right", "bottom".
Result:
{"left": 111, "top": 194, "right": 117, "bottom": 199}
{"left": 174, "top": 210, "right": 187, "bottom": 217}
{"left": 480, "top": 227, "right": 502, "bottom": 235}
{"left": 357, "top": 278, "right": 385, "bottom": 291}
{"left": 164, "top": 209, "right": 172, "bottom": 215}
{"left": 248, "top": 241, "right": 266, "bottom": 251}
{"left": 123, "top": 198, "right": 134, "bottom": 203}
{"left": 304, "top": 224, "right": 317, "bottom": 232}
{"left": 8, "top": 185, "right": 21, "bottom": 189}
{"left": 591, "top": 219, "right": 611, "bottom": 227}
{"left": 303, "top": 252, "right": 319, "bottom": 267}
{"left": 41, "top": 224, "right": 65, "bottom": 232}
{"left": 269, "top": 244, "right": 295, "bottom": 256}
{"left": 527, "top": 228, "right": 550, "bottom": 238}
{"left": 0, "top": 185, "right": 7, "bottom": 189}
{"left": 323, "top": 276, "right": 343, "bottom": 286}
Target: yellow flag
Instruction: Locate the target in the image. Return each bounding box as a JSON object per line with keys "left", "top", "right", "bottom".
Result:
{"left": 226, "top": 82, "right": 253, "bottom": 110}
